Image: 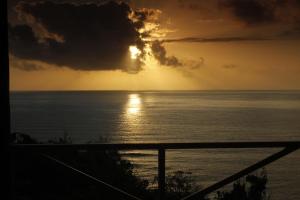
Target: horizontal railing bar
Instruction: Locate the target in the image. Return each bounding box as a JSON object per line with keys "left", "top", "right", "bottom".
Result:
{"left": 10, "top": 141, "right": 300, "bottom": 152}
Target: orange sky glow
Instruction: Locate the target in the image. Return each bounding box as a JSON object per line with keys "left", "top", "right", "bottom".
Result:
{"left": 8, "top": 0, "right": 300, "bottom": 90}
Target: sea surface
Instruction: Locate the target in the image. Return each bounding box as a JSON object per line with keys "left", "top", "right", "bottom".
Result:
{"left": 10, "top": 91, "right": 300, "bottom": 199}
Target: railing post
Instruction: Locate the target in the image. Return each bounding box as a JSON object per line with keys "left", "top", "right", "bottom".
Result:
{"left": 158, "top": 147, "right": 165, "bottom": 200}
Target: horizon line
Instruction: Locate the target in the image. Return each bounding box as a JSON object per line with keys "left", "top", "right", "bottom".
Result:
{"left": 9, "top": 89, "right": 300, "bottom": 92}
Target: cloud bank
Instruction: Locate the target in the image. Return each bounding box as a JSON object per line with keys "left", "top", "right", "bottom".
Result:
{"left": 9, "top": 1, "right": 154, "bottom": 72}
{"left": 10, "top": 0, "right": 300, "bottom": 73}
{"left": 162, "top": 36, "right": 270, "bottom": 43}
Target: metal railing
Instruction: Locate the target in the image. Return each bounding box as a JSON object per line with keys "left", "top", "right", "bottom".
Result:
{"left": 11, "top": 141, "right": 300, "bottom": 200}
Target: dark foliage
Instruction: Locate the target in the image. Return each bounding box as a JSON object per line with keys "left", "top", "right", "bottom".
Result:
{"left": 12, "top": 133, "right": 151, "bottom": 200}
{"left": 153, "top": 170, "right": 204, "bottom": 200}
{"left": 215, "top": 170, "right": 269, "bottom": 200}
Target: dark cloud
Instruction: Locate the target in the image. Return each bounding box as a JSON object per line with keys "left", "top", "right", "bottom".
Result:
{"left": 175, "top": 0, "right": 300, "bottom": 38}
{"left": 9, "top": 1, "right": 152, "bottom": 72}
{"left": 177, "top": 0, "right": 201, "bottom": 10}
{"left": 219, "top": 0, "right": 300, "bottom": 38}
{"left": 150, "top": 40, "right": 204, "bottom": 69}
{"left": 183, "top": 58, "right": 204, "bottom": 69}
{"left": 151, "top": 40, "right": 182, "bottom": 67}
{"left": 277, "top": 24, "right": 300, "bottom": 39}
{"left": 162, "top": 36, "right": 270, "bottom": 43}
{"left": 220, "top": 0, "right": 300, "bottom": 26}
{"left": 10, "top": 55, "right": 48, "bottom": 71}
{"left": 221, "top": 0, "right": 276, "bottom": 25}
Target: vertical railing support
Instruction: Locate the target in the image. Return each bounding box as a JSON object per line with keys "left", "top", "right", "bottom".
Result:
{"left": 158, "top": 148, "right": 165, "bottom": 200}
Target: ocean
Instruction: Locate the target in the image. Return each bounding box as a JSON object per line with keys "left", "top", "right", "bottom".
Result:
{"left": 10, "top": 91, "right": 300, "bottom": 199}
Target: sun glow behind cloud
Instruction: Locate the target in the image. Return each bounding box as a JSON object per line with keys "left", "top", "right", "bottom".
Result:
{"left": 129, "top": 46, "right": 141, "bottom": 60}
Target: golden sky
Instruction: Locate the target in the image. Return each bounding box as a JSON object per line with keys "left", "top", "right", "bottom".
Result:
{"left": 8, "top": 0, "right": 300, "bottom": 90}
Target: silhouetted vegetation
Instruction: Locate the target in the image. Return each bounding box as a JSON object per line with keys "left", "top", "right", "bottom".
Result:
{"left": 215, "top": 170, "right": 269, "bottom": 200}
{"left": 11, "top": 133, "right": 269, "bottom": 200}
{"left": 12, "top": 133, "right": 150, "bottom": 200}
{"left": 153, "top": 171, "right": 204, "bottom": 200}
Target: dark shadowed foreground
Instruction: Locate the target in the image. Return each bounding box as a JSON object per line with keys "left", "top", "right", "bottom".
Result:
{"left": 12, "top": 133, "right": 269, "bottom": 200}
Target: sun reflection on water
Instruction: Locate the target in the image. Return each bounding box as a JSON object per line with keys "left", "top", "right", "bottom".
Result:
{"left": 127, "top": 94, "right": 141, "bottom": 115}
{"left": 119, "top": 93, "right": 143, "bottom": 141}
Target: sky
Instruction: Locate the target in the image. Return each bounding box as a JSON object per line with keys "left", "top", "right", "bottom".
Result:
{"left": 8, "top": 0, "right": 300, "bottom": 90}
